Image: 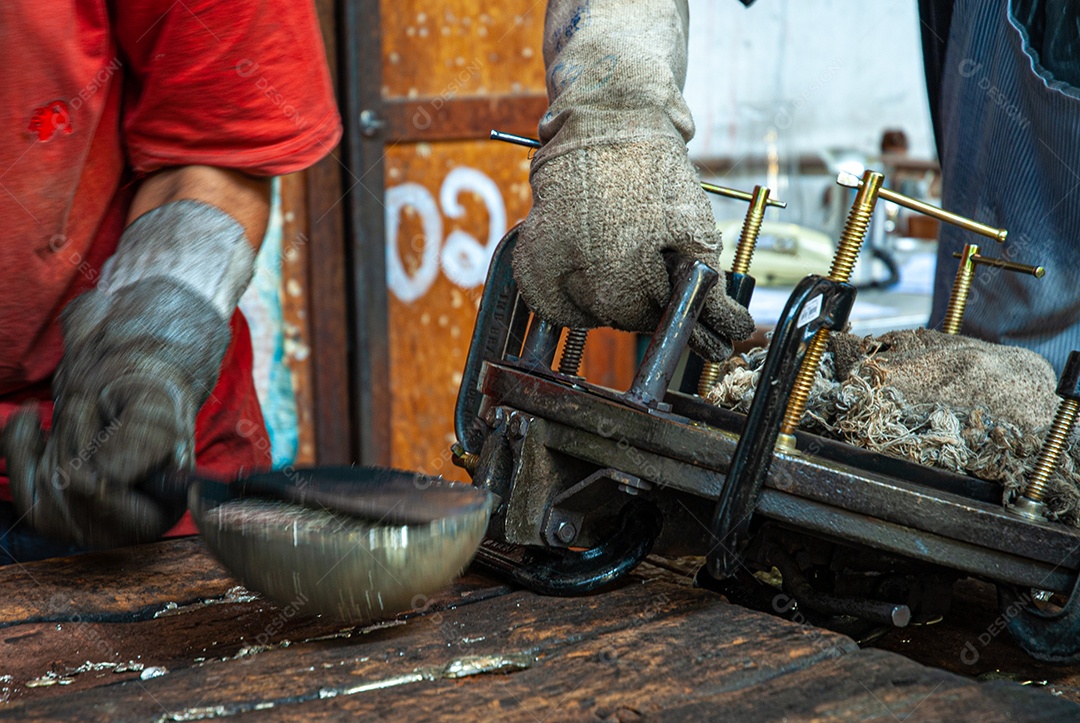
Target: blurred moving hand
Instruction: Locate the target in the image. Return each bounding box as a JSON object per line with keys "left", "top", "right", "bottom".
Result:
{"left": 3, "top": 195, "right": 259, "bottom": 548}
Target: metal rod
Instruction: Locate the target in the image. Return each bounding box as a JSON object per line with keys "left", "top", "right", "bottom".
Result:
{"left": 771, "top": 546, "right": 911, "bottom": 628}
{"left": 836, "top": 170, "right": 1007, "bottom": 243}
{"left": 699, "top": 182, "right": 787, "bottom": 208}
{"left": 490, "top": 130, "right": 541, "bottom": 149}
{"left": 941, "top": 244, "right": 979, "bottom": 335}
{"left": 520, "top": 318, "right": 563, "bottom": 371}
{"left": 489, "top": 130, "right": 786, "bottom": 208}
{"left": 731, "top": 185, "right": 771, "bottom": 276}
{"left": 950, "top": 251, "right": 1045, "bottom": 278}
{"left": 625, "top": 257, "right": 719, "bottom": 409}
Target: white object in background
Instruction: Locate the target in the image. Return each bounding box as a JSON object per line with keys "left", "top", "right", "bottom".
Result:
{"left": 716, "top": 220, "right": 835, "bottom": 286}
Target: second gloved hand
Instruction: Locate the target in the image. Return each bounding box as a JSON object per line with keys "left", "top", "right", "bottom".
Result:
{"left": 513, "top": 0, "right": 754, "bottom": 361}
{"left": 514, "top": 136, "right": 755, "bottom": 361}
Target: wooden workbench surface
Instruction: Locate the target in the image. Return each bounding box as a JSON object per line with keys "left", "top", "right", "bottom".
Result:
{"left": 0, "top": 540, "right": 1077, "bottom": 721}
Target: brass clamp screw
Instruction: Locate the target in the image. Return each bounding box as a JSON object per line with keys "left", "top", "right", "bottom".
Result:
{"left": 698, "top": 184, "right": 783, "bottom": 397}
{"left": 776, "top": 171, "right": 1015, "bottom": 451}
{"left": 451, "top": 442, "right": 479, "bottom": 474}
{"left": 696, "top": 363, "right": 723, "bottom": 398}
{"left": 776, "top": 170, "right": 885, "bottom": 450}
{"left": 941, "top": 244, "right": 1045, "bottom": 335}
{"left": 1011, "top": 350, "right": 1080, "bottom": 521}
{"left": 836, "top": 171, "right": 1008, "bottom": 244}
{"left": 731, "top": 185, "right": 773, "bottom": 276}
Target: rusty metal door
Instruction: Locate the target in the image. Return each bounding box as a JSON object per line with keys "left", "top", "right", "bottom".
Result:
{"left": 341, "top": 1, "right": 635, "bottom": 473}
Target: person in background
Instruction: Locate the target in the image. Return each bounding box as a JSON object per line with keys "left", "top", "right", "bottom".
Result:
{"left": 920, "top": 0, "right": 1080, "bottom": 374}
{"left": 0, "top": 1, "right": 342, "bottom": 563}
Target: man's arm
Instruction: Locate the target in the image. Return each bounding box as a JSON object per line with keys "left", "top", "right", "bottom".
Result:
{"left": 129, "top": 165, "right": 271, "bottom": 249}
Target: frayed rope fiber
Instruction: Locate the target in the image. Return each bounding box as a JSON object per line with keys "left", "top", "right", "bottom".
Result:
{"left": 706, "top": 328, "right": 1080, "bottom": 526}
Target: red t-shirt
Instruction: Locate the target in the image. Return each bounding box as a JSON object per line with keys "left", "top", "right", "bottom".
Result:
{"left": 0, "top": 1, "right": 342, "bottom": 533}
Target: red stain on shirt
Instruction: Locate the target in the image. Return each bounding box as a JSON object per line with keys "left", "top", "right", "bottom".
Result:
{"left": 27, "top": 101, "right": 72, "bottom": 141}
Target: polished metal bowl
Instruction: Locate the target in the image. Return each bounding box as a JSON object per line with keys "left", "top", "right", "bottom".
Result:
{"left": 188, "top": 467, "right": 492, "bottom": 624}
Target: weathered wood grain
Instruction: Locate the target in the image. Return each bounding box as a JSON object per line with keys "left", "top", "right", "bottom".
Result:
{"left": 0, "top": 540, "right": 234, "bottom": 628}
{"left": 0, "top": 569, "right": 508, "bottom": 707}
{"left": 1, "top": 576, "right": 847, "bottom": 721}
{"left": 660, "top": 648, "right": 1079, "bottom": 722}
{"left": 3, "top": 543, "right": 1077, "bottom": 722}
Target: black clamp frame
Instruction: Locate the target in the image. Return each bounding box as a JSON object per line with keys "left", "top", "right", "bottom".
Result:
{"left": 706, "top": 275, "right": 856, "bottom": 579}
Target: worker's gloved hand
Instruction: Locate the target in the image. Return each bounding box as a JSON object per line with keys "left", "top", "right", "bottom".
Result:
{"left": 513, "top": 0, "right": 754, "bottom": 362}
{"left": 3, "top": 201, "right": 255, "bottom": 548}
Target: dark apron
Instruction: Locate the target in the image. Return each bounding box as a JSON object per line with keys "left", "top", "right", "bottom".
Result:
{"left": 928, "top": 0, "right": 1080, "bottom": 375}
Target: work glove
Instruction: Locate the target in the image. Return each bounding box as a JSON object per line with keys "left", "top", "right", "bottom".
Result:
{"left": 864, "top": 328, "right": 1060, "bottom": 433}
{"left": 513, "top": 0, "right": 755, "bottom": 362}
{"left": 3, "top": 201, "right": 255, "bottom": 548}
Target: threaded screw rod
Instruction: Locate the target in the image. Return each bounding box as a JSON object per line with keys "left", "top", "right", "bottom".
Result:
{"left": 778, "top": 170, "right": 884, "bottom": 446}
{"left": 941, "top": 244, "right": 980, "bottom": 335}
{"left": 558, "top": 328, "right": 589, "bottom": 376}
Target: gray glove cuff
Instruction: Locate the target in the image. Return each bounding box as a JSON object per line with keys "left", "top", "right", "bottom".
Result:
{"left": 100, "top": 199, "right": 256, "bottom": 321}
{"left": 535, "top": 0, "right": 694, "bottom": 169}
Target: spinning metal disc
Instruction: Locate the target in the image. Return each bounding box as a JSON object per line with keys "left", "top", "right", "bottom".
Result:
{"left": 188, "top": 467, "right": 492, "bottom": 624}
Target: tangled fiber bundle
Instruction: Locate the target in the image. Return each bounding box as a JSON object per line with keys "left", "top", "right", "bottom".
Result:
{"left": 707, "top": 328, "right": 1080, "bottom": 526}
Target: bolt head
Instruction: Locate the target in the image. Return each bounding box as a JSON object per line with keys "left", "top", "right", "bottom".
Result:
{"left": 508, "top": 414, "right": 529, "bottom": 438}
{"left": 555, "top": 521, "right": 577, "bottom": 545}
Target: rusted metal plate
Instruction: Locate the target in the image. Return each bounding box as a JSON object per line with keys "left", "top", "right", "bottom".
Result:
{"left": 381, "top": 3, "right": 545, "bottom": 99}
{"left": 383, "top": 95, "right": 549, "bottom": 144}
{"left": 384, "top": 140, "right": 527, "bottom": 477}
